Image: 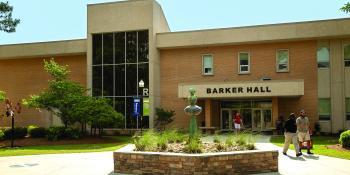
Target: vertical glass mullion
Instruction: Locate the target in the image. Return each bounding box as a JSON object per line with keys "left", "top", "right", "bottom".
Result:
{"left": 101, "top": 34, "right": 104, "bottom": 97}
{"left": 124, "top": 32, "right": 127, "bottom": 129}
{"left": 136, "top": 31, "right": 139, "bottom": 96}
{"left": 113, "top": 33, "right": 115, "bottom": 108}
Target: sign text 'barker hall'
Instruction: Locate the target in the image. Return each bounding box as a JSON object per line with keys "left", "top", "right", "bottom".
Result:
{"left": 207, "top": 86, "right": 271, "bottom": 94}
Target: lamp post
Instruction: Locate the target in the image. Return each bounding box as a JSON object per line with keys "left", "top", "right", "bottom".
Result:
{"left": 138, "top": 80, "right": 144, "bottom": 135}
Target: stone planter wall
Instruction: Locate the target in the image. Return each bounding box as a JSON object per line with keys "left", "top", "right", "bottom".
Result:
{"left": 114, "top": 145, "right": 278, "bottom": 175}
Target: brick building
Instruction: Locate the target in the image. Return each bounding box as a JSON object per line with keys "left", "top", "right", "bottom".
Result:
{"left": 0, "top": 0, "right": 349, "bottom": 133}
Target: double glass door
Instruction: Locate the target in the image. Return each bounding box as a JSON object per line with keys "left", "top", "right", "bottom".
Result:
{"left": 221, "top": 108, "right": 272, "bottom": 131}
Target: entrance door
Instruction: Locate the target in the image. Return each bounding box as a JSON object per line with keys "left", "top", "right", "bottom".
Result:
{"left": 240, "top": 109, "right": 252, "bottom": 129}
{"left": 221, "top": 109, "right": 231, "bottom": 130}
{"left": 252, "top": 109, "right": 261, "bottom": 131}
{"left": 262, "top": 109, "right": 272, "bottom": 130}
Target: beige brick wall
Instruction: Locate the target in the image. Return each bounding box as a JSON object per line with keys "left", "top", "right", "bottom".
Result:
{"left": 160, "top": 40, "right": 317, "bottom": 129}
{"left": 0, "top": 55, "right": 86, "bottom": 128}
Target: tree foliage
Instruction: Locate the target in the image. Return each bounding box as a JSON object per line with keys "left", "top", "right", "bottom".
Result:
{"left": 0, "top": 90, "right": 5, "bottom": 102}
{"left": 0, "top": 1, "right": 20, "bottom": 33}
{"left": 23, "top": 59, "right": 123, "bottom": 135}
{"left": 155, "top": 107, "right": 175, "bottom": 130}
{"left": 341, "top": 2, "right": 350, "bottom": 13}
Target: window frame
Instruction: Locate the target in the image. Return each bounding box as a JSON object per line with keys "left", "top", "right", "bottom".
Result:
{"left": 317, "top": 42, "right": 330, "bottom": 69}
{"left": 238, "top": 52, "right": 250, "bottom": 74}
{"left": 318, "top": 98, "right": 331, "bottom": 121}
{"left": 276, "top": 49, "right": 290, "bottom": 73}
{"left": 202, "top": 54, "right": 214, "bottom": 75}
{"left": 344, "top": 43, "right": 350, "bottom": 67}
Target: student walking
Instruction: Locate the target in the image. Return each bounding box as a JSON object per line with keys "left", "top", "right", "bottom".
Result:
{"left": 233, "top": 112, "right": 242, "bottom": 134}
{"left": 296, "top": 109, "right": 313, "bottom": 155}
{"left": 283, "top": 113, "right": 302, "bottom": 157}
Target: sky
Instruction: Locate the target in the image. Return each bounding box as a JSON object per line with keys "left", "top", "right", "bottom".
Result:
{"left": 0, "top": 0, "right": 349, "bottom": 45}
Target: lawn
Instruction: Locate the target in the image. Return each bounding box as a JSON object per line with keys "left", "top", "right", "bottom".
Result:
{"left": 0, "top": 136, "right": 131, "bottom": 157}
{"left": 270, "top": 135, "right": 350, "bottom": 160}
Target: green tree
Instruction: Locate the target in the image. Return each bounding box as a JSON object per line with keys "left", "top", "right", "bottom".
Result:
{"left": 341, "top": 2, "right": 350, "bottom": 13}
{"left": 23, "top": 59, "right": 86, "bottom": 127}
{"left": 155, "top": 107, "right": 175, "bottom": 130}
{"left": 69, "top": 96, "right": 123, "bottom": 136}
{"left": 0, "top": 90, "right": 5, "bottom": 102}
{"left": 0, "top": 1, "right": 20, "bottom": 32}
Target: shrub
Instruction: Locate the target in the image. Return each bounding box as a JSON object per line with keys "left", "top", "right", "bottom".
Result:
{"left": 4, "top": 127, "right": 27, "bottom": 139}
{"left": 157, "top": 135, "right": 168, "bottom": 150}
{"left": 155, "top": 107, "right": 175, "bottom": 130}
{"left": 134, "top": 130, "right": 157, "bottom": 151}
{"left": 163, "top": 129, "right": 185, "bottom": 143}
{"left": 184, "top": 139, "right": 202, "bottom": 153}
{"left": 27, "top": 125, "right": 38, "bottom": 134}
{"left": 47, "top": 126, "right": 65, "bottom": 141}
{"left": 246, "top": 143, "right": 255, "bottom": 150}
{"left": 29, "top": 127, "right": 47, "bottom": 138}
{"left": 225, "top": 135, "right": 234, "bottom": 147}
{"left": 339, "top": 130, "right": 350, "bottom": 148}
{"left": 64, "top": 127, "right": 80, "bottom": 139}
{"left": 0, "top": 129, "right": 4, "bottom": 140}
{"left": 213, "top": 135, "right": 220, "bottom": 143}
{"left": 235, "top": 134, "right": 247, "bottom": 146}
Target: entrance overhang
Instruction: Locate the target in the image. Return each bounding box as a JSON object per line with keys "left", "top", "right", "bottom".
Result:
{"left": 178, "top": 80, "right": 304, "bottom": 98}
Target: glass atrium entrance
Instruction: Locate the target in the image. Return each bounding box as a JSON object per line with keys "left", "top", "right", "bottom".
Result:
{"left": 220, "top": 100, "right": 273, "bottom": 131}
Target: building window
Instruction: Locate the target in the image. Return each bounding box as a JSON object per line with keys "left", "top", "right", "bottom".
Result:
{"left": 318, "top": 98, "right": 331, "bottom": 120}
{"left": 344, "top": 44, "right": 350, "bottom": 67}
{"left": 202, "top": 54, "right": 213, "bottom": 75}
{"left": 238, "top": 52, "right": 250, "bottom": 74}
{"left": 317, "top": 44, "right": 330, "bottom": 68}
{"left": 346, "top": 98, "right": 350, "bottom": 120}
{"left": 276, "top": 49, "right": 289, "bottom": 72}
{"left": 92, "top": 30, "right": 149, "bottom": 129}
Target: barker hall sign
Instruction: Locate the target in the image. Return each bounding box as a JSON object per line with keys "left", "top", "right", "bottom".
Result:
{"left": 178, "top": 80, "right": 304, "bottom": 98}
{"left": 207, "top": 86, "right": 271, "bottom": 94}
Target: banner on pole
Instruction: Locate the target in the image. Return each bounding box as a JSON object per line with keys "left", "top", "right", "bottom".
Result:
{"left": 133, "top": 98, "right": 141, "bottom": 117}
{"left": 143, "top": 97, "right": 149, "bottom": 116}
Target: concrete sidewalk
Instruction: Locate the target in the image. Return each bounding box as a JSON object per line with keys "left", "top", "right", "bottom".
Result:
{"left": 254, "top": 135, "right": 350, "bottom": 175}
{"left": 0, "top": 151, "right": 113, "bottom": 175}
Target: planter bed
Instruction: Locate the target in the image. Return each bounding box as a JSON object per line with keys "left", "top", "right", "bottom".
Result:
{"left": 114, "top": 144, "right": 278, "bottom": 175}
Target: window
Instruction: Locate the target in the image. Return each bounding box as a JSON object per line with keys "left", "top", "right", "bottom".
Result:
{"left": 202, "top": 54, "right": 213, "bottom": 75}
{"left": 318, "top": 98, "right": 331, "bottom": 120}
{"left": 92, "top": 30, "right": 149, "bottom": 129}
{"left": 346, "top": 98, "right": 350, "bottom": 120}
{"left": 276, "top": 49, "right": 289, "bottom": 72}
{"left": 238, "top": 52, "right": 250, "bottom": 74}
{"left": 344, "top": 44, "right": 350, "bottom": 67}
{"left": 317, "top": 43, "right": 330, "bottom": 68}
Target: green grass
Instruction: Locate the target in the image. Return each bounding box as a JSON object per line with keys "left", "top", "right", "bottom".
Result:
{"left": 0, "top": 136, "right": 131, "bottom": 157}
{"left": 270, "top": 135, "right": 350, "bottom": 160}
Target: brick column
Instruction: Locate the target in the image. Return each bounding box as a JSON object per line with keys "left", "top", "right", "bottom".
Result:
{"left": 205, "top": 99, "right": 212, "bottom": 127}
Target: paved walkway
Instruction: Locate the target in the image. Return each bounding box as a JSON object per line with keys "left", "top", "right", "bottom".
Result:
{"left": 0, "top": 151, "right": 114, "bottom": 175}
{"left": 0, "top": 135, "right": 349, "bottom": 175}
{"left": 254, "top": 135, "right": 350, "bottom": 175}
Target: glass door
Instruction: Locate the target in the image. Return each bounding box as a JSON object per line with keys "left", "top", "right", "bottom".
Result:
{"left": 240, "top": 109, "right": 252, "bottom": 129}
{"left": 252, "top": 109, "right": 261, "bottom": 131}
{"left": 262, "top": 109, "right": 272, "bottom": 130}
{"left": 221, "top": 109, "right": 231, "bottom": 130}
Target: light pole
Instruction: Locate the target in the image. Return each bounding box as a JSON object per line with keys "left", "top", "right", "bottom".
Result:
{"left": 138, "top": 80, "right": 144, "bottom": 135}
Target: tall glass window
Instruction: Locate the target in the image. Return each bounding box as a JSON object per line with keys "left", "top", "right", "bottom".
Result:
{"left": 344, "top": 44, "right": 350, "bottom": 67}
{"left": 318, "top": 98, "right": 331, "bottom": 120}
{"left": 202, "top": 54, "right": 213, "bottom": 75}
{"left": 238, "top": 52, "right": 250, "bottom": 74}
{"left": 276, "top": 49, "right": 289, "bottom": 72}
{"left": 346, "top": 98, "right": 350, "bottom": 120}
{"left": 92, "top": 30, "right": 149, "bottom": 129}
{"left": 317, "top": 43, "right": 330, "bottom": 68}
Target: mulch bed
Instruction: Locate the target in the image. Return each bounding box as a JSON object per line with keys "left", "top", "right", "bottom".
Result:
{"left": 326, "top": 144, "right": 350, "bottom": 151}
{"left": 0, "top": 136, "right": 118, "bottom": 148}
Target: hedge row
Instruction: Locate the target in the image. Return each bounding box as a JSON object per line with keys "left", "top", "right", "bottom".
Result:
{"left": 0, "top": 125, "right": 80, "bottom": 141}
